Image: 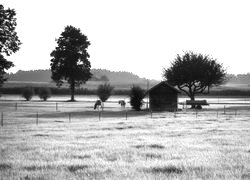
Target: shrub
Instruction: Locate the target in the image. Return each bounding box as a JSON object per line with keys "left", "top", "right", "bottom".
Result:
{"left": 96, "top": 83, "right": 114, "bottom": 102}
{"left": 129, "top": 85, "right": 145, "bottom": 111}
{"left": 21, "top": 87, "right": 34, "bottom": 101}
{"left": 38, "top": 87, "right": 51, "bottom": 101}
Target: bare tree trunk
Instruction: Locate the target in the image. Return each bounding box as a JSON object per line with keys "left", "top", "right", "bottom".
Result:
{"left": 70, "top": 80, "right": 75, "bottom": 101}
{"left": 190, "top": 94, "right": 196, "bottom": 109}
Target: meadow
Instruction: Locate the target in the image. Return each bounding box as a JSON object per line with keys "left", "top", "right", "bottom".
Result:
{"left": 0, "top": 98, "right": 250, "bottom": 180}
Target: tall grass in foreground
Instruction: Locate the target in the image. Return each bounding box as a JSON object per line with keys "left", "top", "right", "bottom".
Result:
{"left": 0, "top": 106, "right": 250, "bottom": 179}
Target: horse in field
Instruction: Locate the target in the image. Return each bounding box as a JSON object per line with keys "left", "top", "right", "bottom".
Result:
{"left": 118, "top": 100, "right": 126, "bottom": 108}
{"left": 94, "top": 100, "right": 103, "bottom": 110}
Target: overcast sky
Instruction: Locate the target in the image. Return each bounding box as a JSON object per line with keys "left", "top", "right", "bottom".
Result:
{"left": 2, "top": 0, "right": 250, "bottom": 80}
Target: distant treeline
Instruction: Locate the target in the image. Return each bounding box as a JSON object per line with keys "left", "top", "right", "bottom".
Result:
{"left": 0, "top": 87, "right": 130, "bottom": 96}
{"left": 227, "top": 74, "right": 250, "bottom": 84}
{"left": 6, "top": 69, "right": 156, "bottom": 84}
{"left": 1, "top": 86, "right": 250, "bottom": 97}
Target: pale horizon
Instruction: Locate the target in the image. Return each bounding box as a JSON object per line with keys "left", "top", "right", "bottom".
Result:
{"left": 2, "top": 0, "right": 250, "bottom": 80}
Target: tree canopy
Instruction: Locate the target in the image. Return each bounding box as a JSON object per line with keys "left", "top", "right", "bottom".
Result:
{"left": 0, "top": 4, "right": 21, "bottom": 87}
{"left": 96, "top": 83, "right": 114, "bottom": 102}
{"left": 163, "top": 51, "right": 226, "bottom": 101}
{"left": 50, "top": 25, "right": 92, "bottom": 101}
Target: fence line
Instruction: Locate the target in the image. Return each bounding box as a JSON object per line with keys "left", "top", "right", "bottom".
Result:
{"left": 0, "top": 108, "right": 249, "bottom": 127}
{"left": 2, "top": 100, "right": 250, "bottom": 112}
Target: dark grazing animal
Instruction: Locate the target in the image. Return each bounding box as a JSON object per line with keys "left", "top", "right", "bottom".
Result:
{"left": 94, "top": 100, "right": 103, "bottom": 110}
{"left": 118, "top": 100, "right": 126, "bottom": 108}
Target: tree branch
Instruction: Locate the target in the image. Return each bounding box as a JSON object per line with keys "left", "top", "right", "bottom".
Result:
{"left": 177, "top": 85, "right": 190, "bottom": 96}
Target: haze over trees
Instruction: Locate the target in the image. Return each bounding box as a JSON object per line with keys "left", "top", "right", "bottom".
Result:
{"left": 6, "top": 69, "right": 156, "bottom": 84}
{"left": 50, "top": 25, "right": 92, "bottom": 101}
{"left": 164, "top": 51, "right": 226, "bottom": 103}
{"left": 0, "top": 4, "right": 21, "bottom": 87}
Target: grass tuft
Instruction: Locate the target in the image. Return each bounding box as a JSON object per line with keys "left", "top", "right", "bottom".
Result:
{"left": 145, "top": 166, "right": 183, "bottom": 175}
{"left": 72, "top": 155, "right": 91, "bottom": 159}
{"left": 133, "top": 145, "right": 145, "bottom": 149}
{"left": 148, "top": 144, "right": 165, "bottom": 149}
{"left": 145, "top": 153, "right": 162, "bottom": 159}
{"left": 0, "top": 163, "right": 12, "bottom": 170}
{"left": 67, "top": 165, "right": 88, "bottom": 173}
{"left": 133, "top": 144, "right": 164, "bottom": 149}
{"left": 23, "top": 165, "right": 53, "bottom": 171}
{"left": 24, "top": 165, "right": 42, "bottom": 171}
{"left": 54, "top": 120, "right": 64, "bottom": 123}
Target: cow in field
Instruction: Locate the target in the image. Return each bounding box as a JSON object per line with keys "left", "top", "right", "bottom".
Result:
{"left": 118, "top": 100, "right": 126, "bottom": 108}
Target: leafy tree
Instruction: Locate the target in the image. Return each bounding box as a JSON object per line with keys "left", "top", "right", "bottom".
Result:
{"left": 22, "top": 87, "right": 34, "bottom": 101}
{"left": 38, "top": 87, "right": 51, "bottom": 101}
{"left": 50, "top": 25, "right": 92, "bottom": 101}
{"left": 97, "top": 83, "right": 114, "bottom": 102}
{"left": 129, "top": 85, "right": 145, "bottom": 111}
{"left": 0, "top": 4, "right": 21, "bottom": 87}
{"left": 164, "top": 51, "right": 226, "bottom": 105}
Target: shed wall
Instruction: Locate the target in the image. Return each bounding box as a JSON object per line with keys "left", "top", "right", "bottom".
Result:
{"left": 149, "top": 84, "right": 178, "bottom": 111}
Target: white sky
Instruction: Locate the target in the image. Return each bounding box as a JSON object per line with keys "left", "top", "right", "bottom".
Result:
{"left": 2, "top": 0, "right": 250, "bottom": 80}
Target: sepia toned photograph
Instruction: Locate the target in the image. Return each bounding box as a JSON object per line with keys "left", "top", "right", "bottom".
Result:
{"left": 0, "top": 0, "right": 250, "bottom": 179}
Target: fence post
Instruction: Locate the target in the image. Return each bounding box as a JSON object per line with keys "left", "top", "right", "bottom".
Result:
{"left": 15, "top": 103, "right": 17, "bottom": 110}
{"left": 69, "top": 113, "right": 71, "bottom": 123}
{"left": 125, "top": 109, "right": 128, "bottom": 120}
{"left": 98, "top": 110, "right": 101, "bottom": 121}
{"left": 174, "top": 109, "right": 177, "bottom": 118}
{"left": 1, "top": 112, "right": 3, "bottom": 127}
{"left": 36, "top": 112, "right": 38, "bottom": 125}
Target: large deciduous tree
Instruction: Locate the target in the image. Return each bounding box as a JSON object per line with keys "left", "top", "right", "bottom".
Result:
{"left": 0, "top": 4, "right": 21, "bottom": 87}
{"left": 50, "top": 25, "right": 92, "bottom": 101}
{"left": 163, "top": 51, "right": 226, "bottom": 103}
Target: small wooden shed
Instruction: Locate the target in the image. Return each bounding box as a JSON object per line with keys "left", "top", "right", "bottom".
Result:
{"left": 146, "top": 81, "right": 179, "bottom": 111}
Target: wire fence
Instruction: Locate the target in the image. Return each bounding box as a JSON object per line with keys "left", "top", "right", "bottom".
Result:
{"left": 1, "top": 100, "right": 250, "bottom": 127}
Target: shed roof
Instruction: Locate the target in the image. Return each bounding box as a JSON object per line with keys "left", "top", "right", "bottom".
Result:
{"left": 145, "top": 81, "right": 180, "bottom": 94}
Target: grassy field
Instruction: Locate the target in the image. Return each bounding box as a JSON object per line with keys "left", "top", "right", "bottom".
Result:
{"left": 0, "top": 101, "right": 250, "bottom": 179}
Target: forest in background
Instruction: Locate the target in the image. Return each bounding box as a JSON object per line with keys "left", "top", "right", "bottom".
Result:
{"left": 6, "top": 69, "right": 158, "bottom": 84}
{"left": 2, "top": 69, "right": 250, "bottom": 96}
